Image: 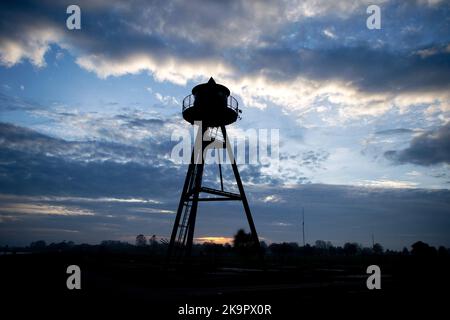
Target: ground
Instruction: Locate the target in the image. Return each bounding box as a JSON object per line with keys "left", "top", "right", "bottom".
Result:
{"left": 1, "top": 252, "right": 448, "bottom": 317}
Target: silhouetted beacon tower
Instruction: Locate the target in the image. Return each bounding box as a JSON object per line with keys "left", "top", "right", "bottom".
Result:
{"left": 167, "top": 77, "right": 260, "bottom": 262}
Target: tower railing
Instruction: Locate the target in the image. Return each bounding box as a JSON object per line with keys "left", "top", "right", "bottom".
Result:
{"left": 182, "top": 94, "right": 240, "bottom": 114}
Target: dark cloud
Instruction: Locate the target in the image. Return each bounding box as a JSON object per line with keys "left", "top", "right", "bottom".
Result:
{"left": 244, "top": 44, "right": 450, "bottom": 93}
{"left": 385, "top": 122, "right": 450, "bottom": 165}
{"left": 1, "top": 183, "right": 450, "bottom": 248}
{"left": 1, "top": 0, "right": 450, "bottom": 248}
{"left": 1, "top": 124, "right": 450, "bottom": 248}
{"left": 0, "top": 122, "right": 285, "bottom": 196}
{"left": 1, "top": 0, "right": 449, "bottom": 94}
{"left": 0, "top": 122, "right": 172, "bottom": 164}
{"left": 0, "top": 122, "right": 182, "bottom": 197}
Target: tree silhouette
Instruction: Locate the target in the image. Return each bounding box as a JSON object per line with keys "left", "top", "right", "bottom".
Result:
{"left": 135, "top": 234, "right": 147, "bottom": 247}
{"left": 373, "top": 243, "right": 384, "bottom": 255}
{"left": 315, "top": 240, "right": 328, "bottom": 250}
{"left": 233, "top": 229, "right": 253, "bottom": 255}
{"left": 30, "top": 240, "right": 47, "bottom": 250}
{"left": 343, "top": 242, "right": 361, "bottom": 256}
{"left": 411, "top": 241, "right": 436, "bottom": 256}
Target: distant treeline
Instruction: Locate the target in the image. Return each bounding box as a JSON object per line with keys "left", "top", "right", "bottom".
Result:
{"left": 1, "top": 229, "right": 449, "bottom": 258}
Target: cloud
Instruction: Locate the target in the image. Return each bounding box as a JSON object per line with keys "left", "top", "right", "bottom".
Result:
{"left": 262, "top": 45, "right": 450, "bottom": 94}
{"left": 385, "top": 122, "right": 450, "bottom": 165}
{"left": 0, "top": 194, "right": 160, "bottom": 204}
{"left": 271, "top": 222, "right": 292, "bottom": 227}
{"left": 1, "top": 1, "right": 450, "bottom": 248}
{"left": 0, "top": 203, "right": 95, "bottom": 216}
{"left": 262, "top": 195, "right": 283, "bottom": 203}
{"left": 0, "top": 122, "right": 185, "bottom": 198}
{"left": 0, "top": 121, "right": 290, "bottom": 199}
{"left": 1, "top": 0, "right": 449, "bottom": 120}
{"left": 323, "top": 28, "right": 337, "bottom": 39}
{"left": 26, "top": 106, "right": 182, "bottom": 144}
{"left": 0, "top": 192, "right": 177, "bottom": 245}
{"left": 375, "top": 128, "right": 414, "bottom": 135}
{"left": 130, "top": 208, "right": 175, "bottom": 214}
{"left": 154, "top": 92, "right": 179, "bottom": 106}
{"left": 355, "top": 179, "right": 418, "bottom": 189}
{"left": 1, "top": 179, "right": 450, "bottom": 248}
{"left": 0, "top": 92, "right": 42, "bottom": 112}
{"left": 0, "top": 27, "right": 60, "bottom": 67}
{"left": 1, "top": 123, "right": 144, "bottom": 165}
{"left": 417, "top": 0, "right": 445, "bottom": 6}
{"left": 0, "top": 92, "right": 324, "bottom": 191}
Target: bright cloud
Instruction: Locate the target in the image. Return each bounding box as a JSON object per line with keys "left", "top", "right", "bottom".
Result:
{"left": 0, "top": 204, "right": 95, "bottom": 216}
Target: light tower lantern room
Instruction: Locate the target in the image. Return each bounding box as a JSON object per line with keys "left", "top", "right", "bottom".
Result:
{"left": 182, "top": 77, "right": 240, "bottom": 127}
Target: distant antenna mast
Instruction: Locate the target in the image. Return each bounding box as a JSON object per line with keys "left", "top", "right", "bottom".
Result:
{"left": 302, "top": 207, "right": 305, "bottom": 247}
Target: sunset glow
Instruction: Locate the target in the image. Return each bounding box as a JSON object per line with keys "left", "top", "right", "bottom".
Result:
{"left": 195, "top": 237, "right": 234, "bottom": 245}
